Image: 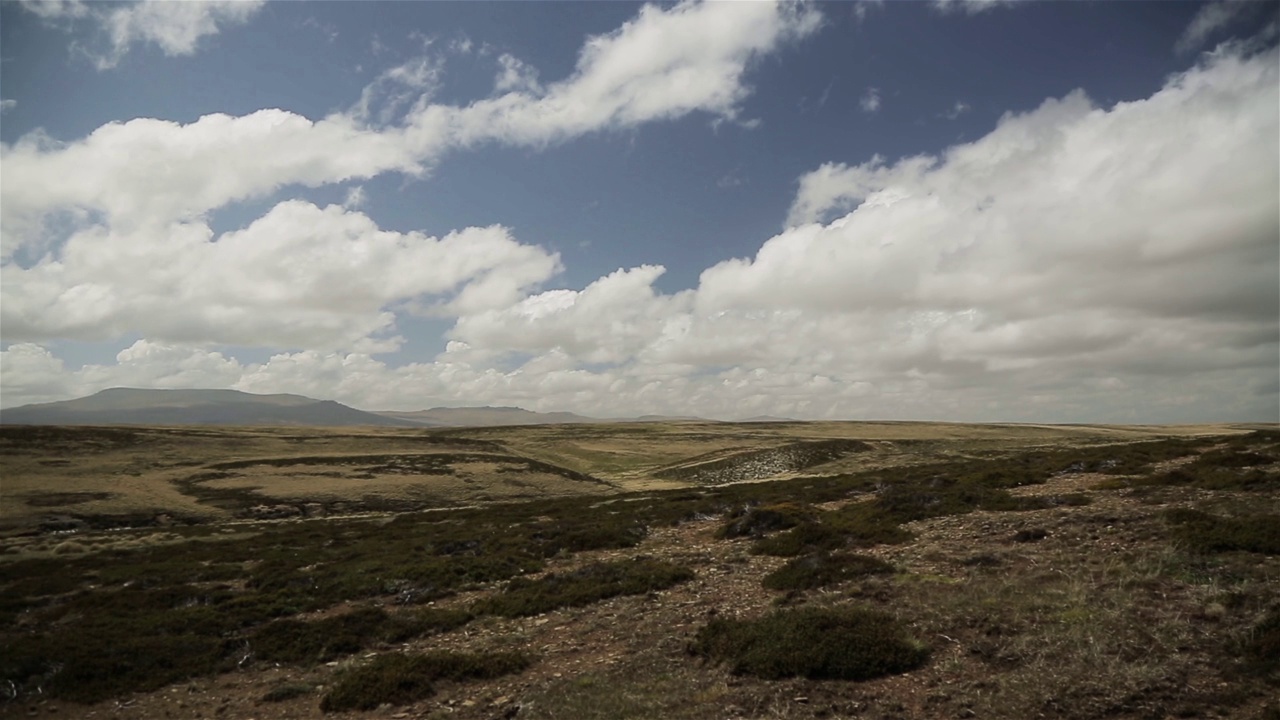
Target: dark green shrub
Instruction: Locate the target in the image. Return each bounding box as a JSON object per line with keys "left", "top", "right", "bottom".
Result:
{"left": 762, "top": 553, "right": 894, "bottom": 591}
{"left": 689, "top": 606, "right": 928, "bottom": 680}
{"left": 250, "top": 606, "right": 472, "bottom": 664}
{"left": 1193, "top": 449, "right": 1275, "bottom": 469}
{"left": 474, "top": 558, "right": 694, "bottom": 618}
{"left": 320, "top": 651, "right": 533, "bottom": 712}
{"left": 718, "top": 502, "right": 815, "bottom": 539}
{"left": 751, "top": 521, "right": 850, "bottom": 556}
{"left": 1013, "top": 528, "right": 1048, "bottom": 543}
{"left": 2, "top": 630, "right": 230, "bottom": 704}
{"left": 1166, "top": 509, "right": 1280, "bottom": 555}
{"left": 1239, "top": 610, "right": 1280, "bottom": 676}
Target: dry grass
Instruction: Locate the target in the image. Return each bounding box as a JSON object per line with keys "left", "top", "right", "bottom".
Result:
{"left": 2, "top": 421, "right": 1253, "bottom": 536}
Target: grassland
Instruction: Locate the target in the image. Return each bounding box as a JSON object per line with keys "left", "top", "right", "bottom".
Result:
{"left": 0, "top": 420, "right": 1277, "bottom": 719}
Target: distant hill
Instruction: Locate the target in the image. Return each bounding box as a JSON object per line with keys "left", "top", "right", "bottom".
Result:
{"left": 0, "top": 388, "right": 417, "bottom": 428}
{"left": 376, "top": 406, "right": 599, "bottom": 427}
{"left": 738, "top": 415, "right": 797, "bottom": 423}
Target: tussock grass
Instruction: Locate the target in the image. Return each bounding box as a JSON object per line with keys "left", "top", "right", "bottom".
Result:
{"left": 320, "top": 650, "right": 533, "bottom": 712}
{"left": 689, "top": 605, "right": 928, "bottom": 680}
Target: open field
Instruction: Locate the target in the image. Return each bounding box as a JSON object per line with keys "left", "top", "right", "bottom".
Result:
{"left": 1, "top": 421, "right": 1278, "bottom": 719}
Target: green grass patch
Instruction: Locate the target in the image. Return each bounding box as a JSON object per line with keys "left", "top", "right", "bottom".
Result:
{"left": 689, "top": 605, "right": 928, "bottom": 680}
{"left": 320, "top": 650, "right": 533, "bottom": 712}
{"left": 1165, "top": 509, "right": 1280, "bottom": 555}
{"left": 261, "top": 683, "right": 315, "bottom": 703}
{"left": 762, "top": 552, "right": 895, "bottom": 591}
{"left": 474, "top": 558, "right": 694, "bottom": 618}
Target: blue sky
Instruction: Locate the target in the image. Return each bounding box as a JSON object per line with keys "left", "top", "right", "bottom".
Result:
{"left": 1, "top": 0, "right": 1277, "bottom": 422}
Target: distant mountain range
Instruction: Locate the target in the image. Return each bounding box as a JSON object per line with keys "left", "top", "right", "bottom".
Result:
{"left": 374, "top": 406, "right": 598, "bottom": 427}
{"left": 0, "top": 388, "right": 417, "bottom": 428}
{"left": 0, "top": 388, "right": 713, "bottom": 428}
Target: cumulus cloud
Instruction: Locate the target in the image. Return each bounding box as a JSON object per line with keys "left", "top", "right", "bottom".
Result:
{"left": 2, "top": 202, "right": 560, "bottom": 350}
{"left": 448, "top": 0, "right": 822, "bottom": 147}
{"left": 447, "top": 44, "right": 1274, "bottom": 421}
{"left": 3, "top": 0, "right": 820, "bottom": 255}
{"left": 22, "top": 0, "right": 265, "bottom": 69}
{"left": 4, "top": 6, "right": 1277, "bottom": 423}
{"left": 2, "top": 0, "right": 824, "bottom": 365}
{"left": 0, "top": 110, "right": 427, "bottom": 258}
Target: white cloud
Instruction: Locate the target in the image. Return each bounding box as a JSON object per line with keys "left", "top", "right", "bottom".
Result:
{"left": 5, "top": 6, "right": 1276, "bottom": 423}
{"left": 23, "top": 0, "right": 265, "bottom": 69}
{"left": 448, "top": 0, "right": 822, "bottom": 147}
{"left": 494, "top": 53, "right": 543, "bottom": 95}
{"left": 17, "top": 0, "right": 89, "bottom": 20}
{"left": 0, "top": 110, "right": 427, "bottom": 258}
{"left": 853, "top": 0, "right": 884, "bottom": 25}
{"left": 1177, "top": 1, "right": 1251, "bottom": 54}
{"left": 2, "top": 0, "right": 825, "bottom": 364}
{"left": 0, "top": 99, "right": 16, "bottom": 113}
{"left": 343, "top": 185, "right": 367, "bottom": 209}
{"left": 352, "top": 54, "right": 445, "bottom": 125}
{"left": 859, "top": 86, "right": 881, "bottom": 113}
{"left": 2, "top": 201, "right": 561, "bottom": 350}
{"left": 942, "top": 100, "right": 970, "bottom": 119}
{"left": 449, "top": 44, "right": 1277, "bottom": 421}
{"left": 3, "top": 0, "right": 821, "bottom": 259}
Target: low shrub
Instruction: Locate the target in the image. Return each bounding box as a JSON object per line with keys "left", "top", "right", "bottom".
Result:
{"left": 261, "top": 683, "right": 314, "bottom": 703}
{"left": 762, "top": 552, "right": 894, "bottom": 591}
{"left": 1192, "top": 449, "right": 1275, "bottom": 469}
{"left": 1239, "top": 610, "right": 1280, "bottom": 677}
{"left": 751, "top": 521, "right": 852, "bottom": 557}
{"left": 1013, "top": 528, "right": 1048, "bottom": 543}
{"left": 689, "top": 605, "right": 928, "bottom": 680}
{"left": 1165, "top": 509, "right": 1280, "bottom": 555}
{"left": 473, "top": 558, "right": 695, "bottom": 618}
{"left": 718, "top": 502, "right": 815, "bottom": 539}
{"left": 320, "top": 651, "right": 533, "bottom": 712}
{"left": 250, "top": 606, "right": 472, "bottom": 664}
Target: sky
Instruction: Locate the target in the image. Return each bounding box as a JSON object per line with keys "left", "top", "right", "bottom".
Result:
{"left": 1, "top": 0, "right": 1277, "bottom": 423}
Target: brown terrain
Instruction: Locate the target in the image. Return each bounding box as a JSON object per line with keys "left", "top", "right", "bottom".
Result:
{"left": 1, "top": 421, "right": 1277, "bottom": 720}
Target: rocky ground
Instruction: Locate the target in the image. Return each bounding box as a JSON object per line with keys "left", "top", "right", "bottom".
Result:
{"left": 6, "top": 453, "right": 1277, "bottom": 720}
